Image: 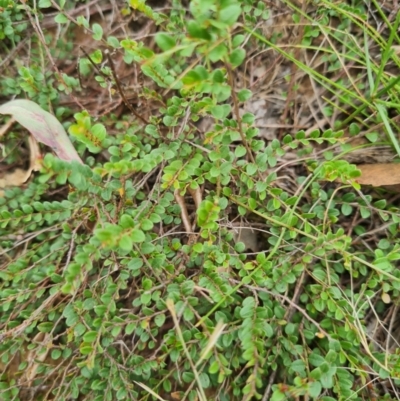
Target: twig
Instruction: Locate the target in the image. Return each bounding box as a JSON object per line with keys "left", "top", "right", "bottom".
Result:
{"left": 105, "top": 50, "right": 149, "bottom": 124}
{"left": 22, "top": 2, "right": 86, "bottom": 110}
{"left": 261, "top": 369, "right": 277, "bottom": 401}
{"left": 174, "top": 189, "right": 193, "bottom": 234}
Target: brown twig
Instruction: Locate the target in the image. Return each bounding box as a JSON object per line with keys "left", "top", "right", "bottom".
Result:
{"left": 21, "top": 2, "right": 86, "bottom": 110}
{"left": 105, "top": 50, "right": 149, "bottom": 124}
{"left": 225, "top": 63, "right": 257, "bottom": 166}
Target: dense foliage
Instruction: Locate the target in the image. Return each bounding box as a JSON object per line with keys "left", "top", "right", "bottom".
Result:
{"left": 1, "top": 0, "right": 400, "bottom": 400}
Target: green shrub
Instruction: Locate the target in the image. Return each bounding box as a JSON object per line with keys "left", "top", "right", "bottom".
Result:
{"left": 1, "top": 0, "right": 400, "bottom": 400}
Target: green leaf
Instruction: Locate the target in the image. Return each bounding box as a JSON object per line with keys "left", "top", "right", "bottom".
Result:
{"left": 155, "top": 313, "right": 166, "bottom": 327}
{"left": 235, "top": 242, "right": 246, "bottom": 252}
{"left": 51, "top": 349, "right": 62, "bottom": 360}
{"left": 39, "top": 0, "right": 51, "bottom": 7}
{"left": 141, "top": 292, "right": 152, "bottom": 305}
{"left": 183, "top": 70, "right": 202, "bottom": 85}
{"left": 183, "top": 307, "right": 194, "bottom": 321}
{"left": 125, "top": 322, "right": 136, "bottom": 335}
{"left": 366, "top": 132, "right": 378, "bottom": 142}
{"left": 38, "top": 322, "right": 53, "bottom": 332}
{"left": 378, "top": 239, "right": 390, "bottom": 250}
{"left": 116, "top": 387, "right": 127, "bottom": 399}
{"left": 76, "top": 15, "right": 90, "bottom": 28}
{"left": 156, "top": 33, "right": 176, "bottom": 51}
{"left": 232, "top": 34, "right": 245, "bottom": 47}
{"left": 242, "top": 112, "right": 254, "bottom": 124}
{"left": 341, "top": 203, "right": 352, "bottom": 216}
{"left": 229, "top": 48, "right": 246, "bottom": 67}
{"left": 92, "top": 123, "right": 107, "bottom": 141}
{"left": 235, "top": 145, "right": 247, "bottom": 157}
{"left": 210, "top": 104, "right": 231, "bottom": 119}
{"left": 349, "top": 123, "right": 360, "bottom": 135}
{"left": 21, "top": 204, "right": 33, "bottom": 214}
{"left": 111, "top": 326, "right": 122, "bottom": 337}
{"left": 271, "top": 390, "right": 286, "bottom": 401}
{"left": 142, "top": 278, "right": 152, "bottom": 290}
{"left": 163, "top": 379, "right": 172, "bottom": 392}
{"left": 80, "top": 344, "right": 94, "bottom": 355}
{"left": 245, "top": 199, "right": 257, "bottom": 214}
{"left": 320, "top": 372, "right": 334, "bottom": 388}
{"left": 212, "top": 69, "right": 225, "bottom": 83}
{"left": 131, "top": 229, "right": 146, "bottom": 243}
{"left": 197, "top": 200, "right": 220, "bottom": 227}
{"left": 55, "top": 13, "right": 69, "bottom": 24}
{"left": 246, "top": 163, "right": 258, "bottom": 175}
{"left": 107, "top": 36, "right": 120, "bottom": 48}
{"left": 309, "top": 353, "right": 325, "bottom": 367}
{"left": 119, "top": 234, "right": 133, "bottom": 251}
{"left": 190, "top": 0, "right": 215, "bottom": 20}
{"left": 120, "top": 214, "right": 135, "bottom": 228}
{"left": 209, "top": 360, "right": 219, "bottom": 374}
{"left": 208, "top": 44, "right": 228, "bottom": 62}
{"left": 374, "top": 199, "right": 386, "bottom": 209}
{"left": 83, "top": 331, "right": 98, "bottom": 343}
{"left": 291, "top": 359, "right": 306, "bottom": 373}
{"left": 92, "top": 23, "right": 103, "bottom": 40}
{"left": 219, "top": 4, "right": 241, "bottom": 25}
{"left": 308, "top": 381, "right": 322, "bottom": 398}
{"left": 238, "top": 89, "right": 252, "bottom": 101}
{"left": 187, "top": 20, "right": 212, "bottom": 40}
{"left": 140, "top": 219, "right": 154, "bottom": 231}
{"left": 199, "top": 372, "right": 210, "bottom": 388}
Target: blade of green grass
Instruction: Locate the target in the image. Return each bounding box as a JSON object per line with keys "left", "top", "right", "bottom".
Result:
{"left": 376, "top": 103, "right": 400, "bottom": 157}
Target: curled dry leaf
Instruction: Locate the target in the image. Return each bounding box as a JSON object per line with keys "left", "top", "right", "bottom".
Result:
{"left": 0, "top": 169, "right": 30, "bottom": 190}
{"left": 0, "top": 124, "right": 44, "bottom": 195}
{"left": 0, "top": 99, "right": 83, "bottom": 163}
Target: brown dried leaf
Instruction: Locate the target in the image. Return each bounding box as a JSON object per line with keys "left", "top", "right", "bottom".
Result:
{"left": 0, "top": 135, "right": 42, "bottom": 196}
{"left": 356, "top": 163, "right": 400, "bottom": 186}
{"left": 0, "top": 168, "right": 30, "bottom": 189}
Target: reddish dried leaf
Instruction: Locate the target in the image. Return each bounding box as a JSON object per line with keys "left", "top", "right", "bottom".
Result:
{"left": 0, "top": 99, "right": 83, "bottom": 163}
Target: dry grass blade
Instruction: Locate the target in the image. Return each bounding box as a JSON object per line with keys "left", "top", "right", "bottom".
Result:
{"left": 196, "top": 320, "right": 226, "bottom": 368}
{"left": 134, "top": 381, "right": 167, "bottom": 401}
{"left": 166, "top": 299, "right": 208, "bottom": 401}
